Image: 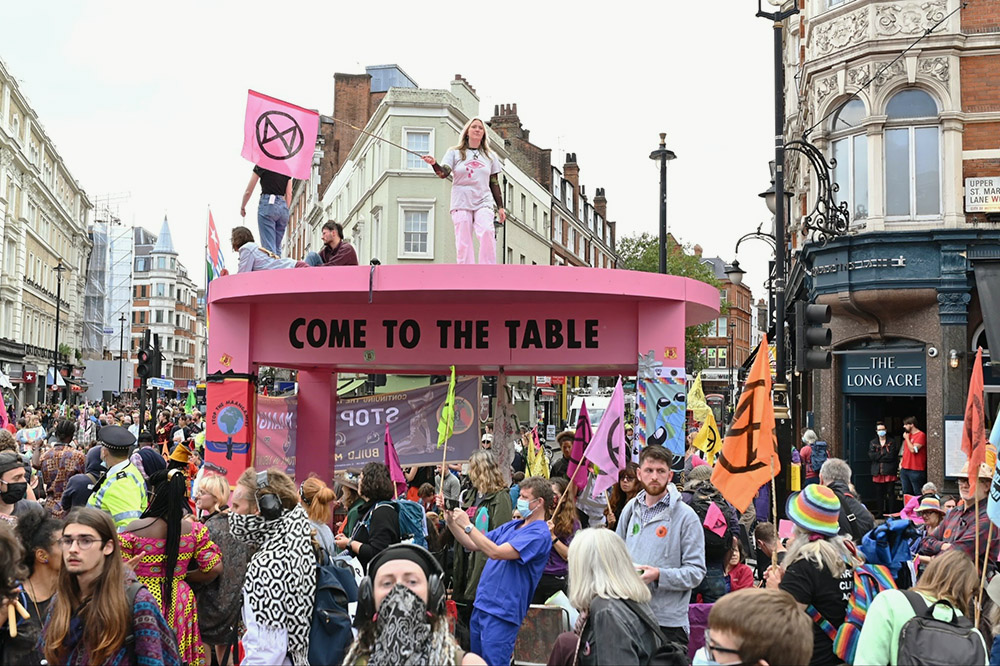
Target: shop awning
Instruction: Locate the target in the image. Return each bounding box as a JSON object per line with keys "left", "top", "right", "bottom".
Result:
{"left": 537, "top": 387, "right": 557, "bottom": 398}
{"left": 975, "top": 262, "right": 1000, "bottom": 360}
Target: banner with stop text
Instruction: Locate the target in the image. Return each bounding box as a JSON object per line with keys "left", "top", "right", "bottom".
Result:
{"left": 336, "top": 378, "right": 481, "bottom": 470}
{"left": 241, "top": 90, "right": 319, "bottom": 180}
{"left": 205, "top": 376, "right": 255, "bottom": 487}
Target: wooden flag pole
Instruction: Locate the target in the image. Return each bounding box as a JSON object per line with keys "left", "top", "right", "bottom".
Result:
{"left": 331, "top": 116, "right": 426, "bottom": 158}
{"left": 978, "top": 523, "right": 993, "bottom": 627}
{"left": 975, "top": 490, "right": 982, "bottom": 626}
{"left": 438, "top": 440, "right": 449, "bottom": 499}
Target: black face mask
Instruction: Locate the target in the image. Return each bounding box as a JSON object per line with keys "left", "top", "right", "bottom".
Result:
{"left": 1, "top": 481, "right": 27, "bottom": 505}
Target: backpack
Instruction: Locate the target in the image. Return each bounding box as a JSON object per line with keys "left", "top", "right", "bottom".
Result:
{"left": 896, "top": 590, "right": 987, "bottom": 666}
{"left": 811, "top": 440, "right": 829, "bottom": 473}
{"left": 364, "top": 500, "right": 429, "bottom": 548}
{"left": 807, "top": 562, "right": 897, "bottom": 664}
{"left": 832, "top": 489, "right": 876, "bottom": 544}
{"left": 688, "top": 488, "right": 735, "bottom": 560}
{"left": 308, "top": 552, "right": 359, "bottom": 666}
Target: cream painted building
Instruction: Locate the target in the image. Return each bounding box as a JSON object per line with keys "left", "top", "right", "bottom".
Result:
{"left": 0, "top": 57, "right": 93, "bottom": 405}
{"left": 314, "top": 77, "right": 552, "bottom": 268}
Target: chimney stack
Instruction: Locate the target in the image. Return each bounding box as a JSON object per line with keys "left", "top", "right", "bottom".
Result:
{"left": 489, "top": 102, "right": 525, "bottom": 140}
{"left": 563, "top": 153, "right": 580, "bottom": 212}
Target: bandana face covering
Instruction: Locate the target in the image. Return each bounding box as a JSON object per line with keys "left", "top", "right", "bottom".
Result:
{"left": 228, "top": 511, "right": 267, "bottom": 544}
{"left": 368, "top": 584, "right": 433, "bottom": 666}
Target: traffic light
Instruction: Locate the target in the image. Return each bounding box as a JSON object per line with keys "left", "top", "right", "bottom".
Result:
{"left": 795, "top": 302, "right": 832, "bottom": 372}
{"left": 151, "top": 347, "right": 163, "bottom": 379}
{"left": 136, "top": 346, "right": 153, "bottom": 379}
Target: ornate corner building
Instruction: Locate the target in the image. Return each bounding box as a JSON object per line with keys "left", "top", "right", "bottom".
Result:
{"left": 0, "top": 57, "right": 93, "bottom": 406}
{"left": 784, "top": 0, "right": 1000, "bottom": 498}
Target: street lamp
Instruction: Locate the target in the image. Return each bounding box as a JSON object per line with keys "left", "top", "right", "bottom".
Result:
{"left": 649, "top": 133, "right": 677, "bottom": 274}
{"left": 52, "top": 261, "right": 66, "bottom": 403}
{"left": 724, "top": 260, "right": 746, "bottom": 287}
{"left": 118, "top": 312, "right": 127, "bottom": 395}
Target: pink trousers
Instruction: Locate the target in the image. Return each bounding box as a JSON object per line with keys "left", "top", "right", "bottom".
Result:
{"left": 451, "top": 208, "right": 497, "bottom": 264}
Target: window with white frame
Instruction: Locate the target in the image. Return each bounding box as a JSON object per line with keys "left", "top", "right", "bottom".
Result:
{"left": 829, "top": 100, "right": 869, "bottom": 222}
{"left": 397, "top": 199, "right": 435, "bottom": 259}
{"left": 520, "top": 193, "right": 526, "bottom": 217}
{"left": 403, "top": 129, "right": 432, "bottom": 170}
{"left": 532, "top": 203, "right": 538, "bottom": 231}
{"left": 371, "top": 207, "right": 382, "bottom": 262}
{"left": 884, "top": 89, "right": 940, "bottom": 218}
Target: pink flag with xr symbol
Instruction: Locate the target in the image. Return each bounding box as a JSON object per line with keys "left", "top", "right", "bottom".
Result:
{"left": 241, "top": 90, "right": 319, "bottom": 180}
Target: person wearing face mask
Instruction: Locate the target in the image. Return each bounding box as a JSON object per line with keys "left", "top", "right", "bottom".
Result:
{"left": 445, "top": 476, "right": 553, "bottom": 666}
{"left": 86, "top": 425, "right": 147, "bottom": 531}
{"left": 229, "top": 467, "right": 315, "bottom": 666}
{"left": 869, "top": 421, "right": 899, "bottom": 517}
{"left": 343, "top": 543, "right": 486, "bottom": 666}
{"left": 0, "top": 451, "right": 37, "bottom": 528}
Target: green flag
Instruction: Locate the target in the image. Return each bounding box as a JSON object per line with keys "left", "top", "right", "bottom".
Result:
{"left": 436, "top": 365, "right": 456, "bottom": 448}
{"left": 185, "top": 389, "right": 196, "bottom": 415}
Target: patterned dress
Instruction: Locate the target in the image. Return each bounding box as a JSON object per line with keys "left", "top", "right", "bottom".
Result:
{"left": 119, "top": 522, "right": 222, "bottom": 666}
{"left": 40, "top": 445, "right": 86, "bottom": 519}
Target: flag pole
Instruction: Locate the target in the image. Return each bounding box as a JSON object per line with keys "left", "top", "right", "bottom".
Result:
{"left": 331, "top": 116, "right": 426, "bottom": 158}
{"left": 975, "top": 490, "right": 981, "bottom": 626}
{"left": 978, "top": 523, "right": 992, "bottom": 627}
{"left": 770, "top": 457, "right": 779, "bottom": 569}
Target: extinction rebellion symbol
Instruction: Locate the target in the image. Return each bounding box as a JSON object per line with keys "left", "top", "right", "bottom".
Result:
{"left": 255, "top": 111, "right": 305, "bottom": 161}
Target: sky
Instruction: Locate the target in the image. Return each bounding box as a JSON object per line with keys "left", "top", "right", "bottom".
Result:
{"left": 3, "top": 0, "right": 778, "bottom": 302}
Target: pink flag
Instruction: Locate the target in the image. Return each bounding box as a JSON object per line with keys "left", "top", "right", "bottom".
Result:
{"left": 0, "top": 392, "right": 8, "bottom": 430}
{"left": 586, "top": 377, "right": 627, "bottom": 498}
{"left": 567, "top": 401, "right": 592, "bottom": 491}
{"left": 384, "top": 425, "right": 407, "bottom": 499}
{"left": 241, "top": 90, "right": 320, "bottom": 180}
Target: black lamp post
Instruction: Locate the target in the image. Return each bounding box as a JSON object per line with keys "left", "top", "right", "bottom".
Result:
{"left": 119, "top": 312, "right": 127, "bottom": 395}
{"left": 52, "top": 261, "right": 66, "bottom": 403}
{"left": 649, "top": 133, "right": 676, "bottom": 274}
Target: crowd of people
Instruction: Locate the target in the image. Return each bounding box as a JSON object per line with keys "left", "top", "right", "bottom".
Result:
{"left": 0, "top": 399, "right": 997, "bottom": 666}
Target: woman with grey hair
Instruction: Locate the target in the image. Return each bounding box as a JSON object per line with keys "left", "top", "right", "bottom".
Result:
{"left": 547, "top": 528, "right": 666, "bottom": 665}
{"left": 801, "top": 429, "right": 819, "bottom": 486}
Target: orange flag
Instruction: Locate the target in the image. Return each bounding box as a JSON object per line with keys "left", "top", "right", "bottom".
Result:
{"left": 711, "top": 336, "right": 780, "bottom": 512}
{"left": 962, "top": 347, "right": 987, "bottom": 485}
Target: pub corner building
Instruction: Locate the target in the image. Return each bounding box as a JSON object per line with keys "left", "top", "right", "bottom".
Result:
{"left": 775, "top": 1, "right": 1000, "bottom": 506}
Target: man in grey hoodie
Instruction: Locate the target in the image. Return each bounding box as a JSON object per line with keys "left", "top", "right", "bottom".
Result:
{"left": 616, "top": 445, "right": 706, "bottom": 651}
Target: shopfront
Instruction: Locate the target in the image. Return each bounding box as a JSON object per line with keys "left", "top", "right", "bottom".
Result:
{"left": 840, "top": 347, "right": 926, "bottom": 504}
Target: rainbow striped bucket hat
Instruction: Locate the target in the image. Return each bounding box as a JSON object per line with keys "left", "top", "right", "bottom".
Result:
{"left": 786, "top": 484, "right": 842, "bottom": 537}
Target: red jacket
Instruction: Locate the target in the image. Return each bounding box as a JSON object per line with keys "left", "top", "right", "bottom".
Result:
{"left": 727, "top": 563, "right": 755, "bottom": 592}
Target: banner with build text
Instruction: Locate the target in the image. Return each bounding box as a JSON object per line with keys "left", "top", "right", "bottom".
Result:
{"left": 337, "top": 378, "right": 481, "bottom": 470}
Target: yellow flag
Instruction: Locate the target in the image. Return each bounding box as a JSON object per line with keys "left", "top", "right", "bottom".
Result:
{"left": 692, "top": 410, "right": 721, "bottom": 465}
{"left": 526, "top": 429, "right": 549, "bottom": 478}
{"left": 688, "top": 373, "right": 713, "bottom": 424}
{"left": 436, "top": 365, "right": 457, "bottom": 448}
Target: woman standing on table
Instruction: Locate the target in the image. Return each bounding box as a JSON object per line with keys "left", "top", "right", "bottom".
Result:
{"left": 422, "top": 118, "right": 505, "bottom": 264}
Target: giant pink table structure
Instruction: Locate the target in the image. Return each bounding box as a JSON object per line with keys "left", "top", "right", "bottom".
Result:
{"left": 206, "top": 264, "right": 720, "bottom": 483}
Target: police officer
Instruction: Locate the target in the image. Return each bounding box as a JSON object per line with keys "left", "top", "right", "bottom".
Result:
{"left": 87, "top": 425, "right": 147, "bottom": 531}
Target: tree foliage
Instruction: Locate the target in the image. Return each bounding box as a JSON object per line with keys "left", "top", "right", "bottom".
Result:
{"left": 617, "top": 232, "right": 724, "bottom": 373}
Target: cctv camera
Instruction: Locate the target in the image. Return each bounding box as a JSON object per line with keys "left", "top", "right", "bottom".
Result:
{"left": 927, "top": 347, "right": 939, "bottom": 358}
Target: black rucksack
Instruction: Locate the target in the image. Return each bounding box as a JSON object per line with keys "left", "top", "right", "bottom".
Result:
{"left": 896, "top": 590, "right": 987, "bottom": 666}
{"left": 811, "top": 440, "right": 829, "bottom": 472}
{"left": 688, "top": 489, "right": 733, "bottom": 560}
{"left": 308, "top": 551, "right": 359, "bottom": 666}
{"left": 832, "top": 489, "right": 875, "bottom": 543}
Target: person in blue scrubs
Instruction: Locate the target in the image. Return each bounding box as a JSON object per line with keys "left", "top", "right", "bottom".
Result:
{"left": 445, "top": 476, "right": 554, "bottom": 666}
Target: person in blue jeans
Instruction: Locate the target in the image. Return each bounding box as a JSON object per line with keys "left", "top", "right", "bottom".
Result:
{"left": 241, "top": 165, "right": 291, "bottom": 255}
{"left": 445, "top": 476, "right": 553, "bottom": 666}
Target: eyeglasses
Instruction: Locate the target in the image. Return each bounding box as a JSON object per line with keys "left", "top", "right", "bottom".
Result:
{"left": 59, "top": 536, "right": 103, "bottom": 549}
{"left": 704, "top": 629, "right": 743, "bottom": 664}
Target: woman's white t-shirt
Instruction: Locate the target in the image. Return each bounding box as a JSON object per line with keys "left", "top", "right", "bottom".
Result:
{"left": 441, "top": 148, "right": 502, "bottom": 212}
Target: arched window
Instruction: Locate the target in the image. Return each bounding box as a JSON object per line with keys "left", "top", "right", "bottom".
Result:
{"left": 885, "top": 89, "right": 940, "bottom": 218}
{"left": 829, "top": 99, "right": 868, "bottom": 221}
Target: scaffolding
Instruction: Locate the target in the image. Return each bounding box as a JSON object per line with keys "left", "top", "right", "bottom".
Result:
{"left": 83, "top": 193, "right": 132, "bottom": 359}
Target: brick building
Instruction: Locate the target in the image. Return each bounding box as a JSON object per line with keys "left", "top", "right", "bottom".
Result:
{"left": 695, "top": 247, "right": 754, "bottom": 419}
{"left": 781, "top": 0, "right": 1000, "bottom": 502}
{"left": 129, "top": 218, "right": 202, "bottom": 395}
